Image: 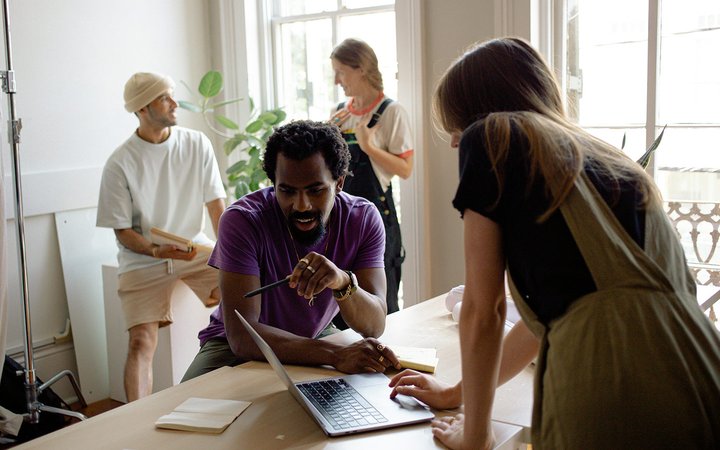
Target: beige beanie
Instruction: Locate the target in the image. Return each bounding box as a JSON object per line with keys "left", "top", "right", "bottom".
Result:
{"left": 123, "top": 72, "right": 175, "bottom": 113}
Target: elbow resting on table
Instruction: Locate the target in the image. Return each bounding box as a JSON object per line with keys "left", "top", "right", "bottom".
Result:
{"left": 357, "top": 322, "right": 385, "bottom": 339}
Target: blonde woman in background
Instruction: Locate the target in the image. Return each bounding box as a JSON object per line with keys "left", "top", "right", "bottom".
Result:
{"left": 329, "top": 38, "right": 414, "bottom": 323}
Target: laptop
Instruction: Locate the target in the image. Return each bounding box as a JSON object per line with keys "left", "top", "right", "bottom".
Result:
{"left": 234, "top": 309, "right": 435, "bottom": 436}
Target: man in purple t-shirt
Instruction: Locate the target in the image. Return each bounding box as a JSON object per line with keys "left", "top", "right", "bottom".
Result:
{"left": 182, "top": 120, "right": 401, "bottom": 381}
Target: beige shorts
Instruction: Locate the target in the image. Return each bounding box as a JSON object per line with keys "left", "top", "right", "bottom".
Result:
{"left": 118, "top": 256, "right": 219, "bottom": 330}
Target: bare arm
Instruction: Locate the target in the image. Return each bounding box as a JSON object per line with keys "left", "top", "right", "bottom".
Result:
{"left": 354, "top": 117, "right": 413, "bottom": 179}
{"left": 435, "top": 210, "right": 505, "bottom": 450}
{"left": 327, "top": 267, "right": 387, "bottom": 337}
{"left": 285, "top": 251, "right": 387, "bottom": 338}
{"left": 221, "top": 270, "right": 341, "bottom": 366}
{"left": 388, "top": 319, "right": 538, "bottom": 411}
{"left": 497, "top": 320, "right": 539, "bottom": 386}
{"left": 222, "top": 254, "right": 395, "bottom": 373}
{"left": 205, "top": 198, "right": 226, "bottom": 238}
{"left": 459, "top": 211, "right": 505, "bottom": 448}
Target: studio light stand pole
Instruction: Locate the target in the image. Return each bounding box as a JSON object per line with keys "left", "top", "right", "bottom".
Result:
{"left": 1, "top": 0, "right": 86, "bottom": 425}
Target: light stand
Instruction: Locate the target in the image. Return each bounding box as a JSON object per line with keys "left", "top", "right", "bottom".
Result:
{"left": 1, "top": 0, "right": 86, "bottom": 429}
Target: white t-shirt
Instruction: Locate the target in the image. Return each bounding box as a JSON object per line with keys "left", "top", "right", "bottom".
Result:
{"left": 331, "top": 95, "right": 414, "bottom": 190}
{"left": 97, "top": 126, "right": 226, "bottom": 273}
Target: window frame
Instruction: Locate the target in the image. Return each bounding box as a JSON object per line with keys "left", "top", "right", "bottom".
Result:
{"left": 237, "top": 0, "right": 427, "bottom": 305}
{"left": 546, "top": 0, "right": 720, "bottom": 192}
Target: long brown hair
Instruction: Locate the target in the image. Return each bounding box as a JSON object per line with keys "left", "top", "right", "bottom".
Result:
{"left": 434, "top": 37, "right": 660, "bottom": 221}
{"left": 331, "top": 38, "right": 384, "bottom": 92}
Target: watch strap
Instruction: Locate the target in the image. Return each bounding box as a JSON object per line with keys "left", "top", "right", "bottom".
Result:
{"left": 333, "top": 270, "right": 357, "bottom": 302}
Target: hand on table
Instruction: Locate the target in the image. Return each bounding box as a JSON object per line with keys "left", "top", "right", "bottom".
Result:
{"left": 333, "top": 338, "right": 401, "bottom": 374}
{"left": 431, "top": 414, "right": 494, "bottom": 450}
{"left": 388, "top": 369, "right": 461, "bottom": 410}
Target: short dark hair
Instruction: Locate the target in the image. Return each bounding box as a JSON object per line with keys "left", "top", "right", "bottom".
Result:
{"left": 263, "top": 120, "right": 350, "bottom": 183}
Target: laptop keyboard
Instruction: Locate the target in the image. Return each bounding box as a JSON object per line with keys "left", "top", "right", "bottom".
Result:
{"left": 297, "top": 379, "right": 389, "bottom": 430}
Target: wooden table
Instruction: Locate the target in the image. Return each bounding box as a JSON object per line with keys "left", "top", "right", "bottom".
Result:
{"left": 16, "top": 294, "right": 533, "bottom": 449}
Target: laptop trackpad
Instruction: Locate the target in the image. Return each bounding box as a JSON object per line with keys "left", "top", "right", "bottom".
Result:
{"left": 344, "top": 374, "right": 432, "bottom": 414}
{"left": 343, "top": 373, "right": 391, "bottom": 388}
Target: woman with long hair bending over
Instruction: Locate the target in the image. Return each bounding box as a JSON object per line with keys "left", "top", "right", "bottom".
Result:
{"left": 399, "top": 37, "right": 720, "bottom": 449}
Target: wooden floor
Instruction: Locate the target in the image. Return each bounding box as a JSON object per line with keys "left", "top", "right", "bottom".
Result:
{"left": 72, "top": 397, "right": 125, "bottom": 418}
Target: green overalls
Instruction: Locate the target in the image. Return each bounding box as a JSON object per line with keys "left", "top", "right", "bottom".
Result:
{"left": 509, "top": 172, "right": 720, "bottom": 448}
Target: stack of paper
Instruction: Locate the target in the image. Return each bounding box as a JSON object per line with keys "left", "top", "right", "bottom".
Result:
{"left": 390, "top": 345, "right": 439, "bottom": 373}
{"left": 155, "top": 397, "right": 251, "bottom": 434}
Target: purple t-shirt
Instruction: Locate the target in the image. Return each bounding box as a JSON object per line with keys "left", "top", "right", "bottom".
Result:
{"left": 198, "top": 188, "right": 385, "bottom": 346}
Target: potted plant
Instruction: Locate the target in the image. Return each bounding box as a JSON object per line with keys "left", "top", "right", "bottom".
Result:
{"left": 179, "top": 70, "right": 286, "bottom": 198}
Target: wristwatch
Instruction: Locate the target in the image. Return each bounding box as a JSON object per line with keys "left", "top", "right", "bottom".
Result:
{"left": 333, "top": 270, "right": 358, "bottom": 302}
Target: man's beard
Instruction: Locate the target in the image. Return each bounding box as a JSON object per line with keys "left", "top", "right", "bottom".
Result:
{"left": 288, "top": 211, "right": 326, "bottom": 246}
{"left": 148, "top": 106, "right": 177, "bottom": 128}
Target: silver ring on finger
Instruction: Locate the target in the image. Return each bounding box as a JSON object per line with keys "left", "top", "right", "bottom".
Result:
{"left": 305, "top": 265, "right": 316, "bottom": 274}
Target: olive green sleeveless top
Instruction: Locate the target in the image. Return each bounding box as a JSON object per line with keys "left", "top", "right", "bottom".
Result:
{"left": 508, "top": 172, "right": 720, "bottom": 449}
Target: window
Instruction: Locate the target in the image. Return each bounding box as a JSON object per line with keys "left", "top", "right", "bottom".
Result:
{"left": 559, "top": 0, "right": 720, "bottom": 322}
{"left": 268, "top": 0, "right": 421, "bottom": 306}
{"left": 562, "top": 0, "right": 720, "bottom": 201}
{"left": 270, "top": 0, "right": 397, "bottom": 121}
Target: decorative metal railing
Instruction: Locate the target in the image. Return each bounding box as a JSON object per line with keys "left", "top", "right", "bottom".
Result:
{"left": 664, "top": 201, "right": 720, "bottom": 326}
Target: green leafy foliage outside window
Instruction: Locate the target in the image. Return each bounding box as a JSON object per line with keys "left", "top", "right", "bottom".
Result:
{"left": 179, "top": 71, "right": 286, "bottom": 199}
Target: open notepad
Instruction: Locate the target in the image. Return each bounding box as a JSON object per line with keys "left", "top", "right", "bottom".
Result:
{"left": 150, "top": 227, "right": 214, "bottom": 253}
{"left": 391, "top": 346, "right": 439, "bottom": 373}
{"left": 155, "top": 397, "right": 251, "bottom": 434}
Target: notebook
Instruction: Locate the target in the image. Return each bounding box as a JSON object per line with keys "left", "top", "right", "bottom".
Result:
{"left": 155, "top": 397, "right": 251, "bottom": 433}
{"left": 150, "top": 227, "right": 213, "bottom": 253}
{"left": 234, "top": 310, "right": 434, "bottom": 436}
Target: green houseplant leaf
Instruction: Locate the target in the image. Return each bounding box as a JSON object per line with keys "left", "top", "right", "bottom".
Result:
{"left": 198, "top": 71, "right": 223, "bottom": 98}
{"left": 180, "top": 70, "right": 286, "bottom": 200}
{"left": 177, "top": 100, "right": 202, "bottom": 113}
{"left": 636, "top": 125, "right": 666, "bottom": 169}
{"left": 215, "top": 115, "right": 240, "bottom": 131}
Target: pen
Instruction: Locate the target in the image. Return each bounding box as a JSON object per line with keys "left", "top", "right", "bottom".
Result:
{"left": 244, "top": 276, "right": 290, "bottom": 298}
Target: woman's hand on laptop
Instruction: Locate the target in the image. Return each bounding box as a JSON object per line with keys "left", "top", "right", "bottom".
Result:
{"left": 388, "top": 370, "right": 462, "bottom": 410}
{"left": 333, "top": 339, "right": 401, "bottom": 373}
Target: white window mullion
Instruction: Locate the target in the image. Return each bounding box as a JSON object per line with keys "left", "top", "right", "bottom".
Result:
{"left": 253, "top": 0, "right": 275, "bottom": 110}
{"left": 645, "top": 0, "right": 660, "bottom": 176}
{"left": 396, "top": 0, "right": 425, "bottom": 305}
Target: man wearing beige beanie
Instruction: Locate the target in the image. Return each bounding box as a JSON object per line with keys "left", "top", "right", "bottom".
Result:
{"left": 97, "top": 72, "right": 226, "bottom": 402}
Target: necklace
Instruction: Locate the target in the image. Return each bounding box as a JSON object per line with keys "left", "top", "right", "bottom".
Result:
{"left": 285, "top": 213, "right": 332, "bottom": 307}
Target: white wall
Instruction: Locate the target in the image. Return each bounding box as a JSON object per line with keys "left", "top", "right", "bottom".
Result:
{"left": 1, "top": 0, "right": 213, "bottom": 400}
{"left": 421, "top": 0, "right": 500, "bottom": 297}
{"left": 0, "top": 0, "right": 535, "bottom": 402}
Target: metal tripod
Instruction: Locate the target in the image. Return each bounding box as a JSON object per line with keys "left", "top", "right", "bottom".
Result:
{"left": 1, "top": 0, "right": 87, "bottom": 428}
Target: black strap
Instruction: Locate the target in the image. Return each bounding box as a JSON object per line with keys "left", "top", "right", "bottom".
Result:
{"left": 367, "top": 98, "right": 393, "bottom": 128}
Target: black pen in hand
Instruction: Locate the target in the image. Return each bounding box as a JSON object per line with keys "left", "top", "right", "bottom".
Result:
{"left": 243, "top": 276, "right": 290, "bottom": 298}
